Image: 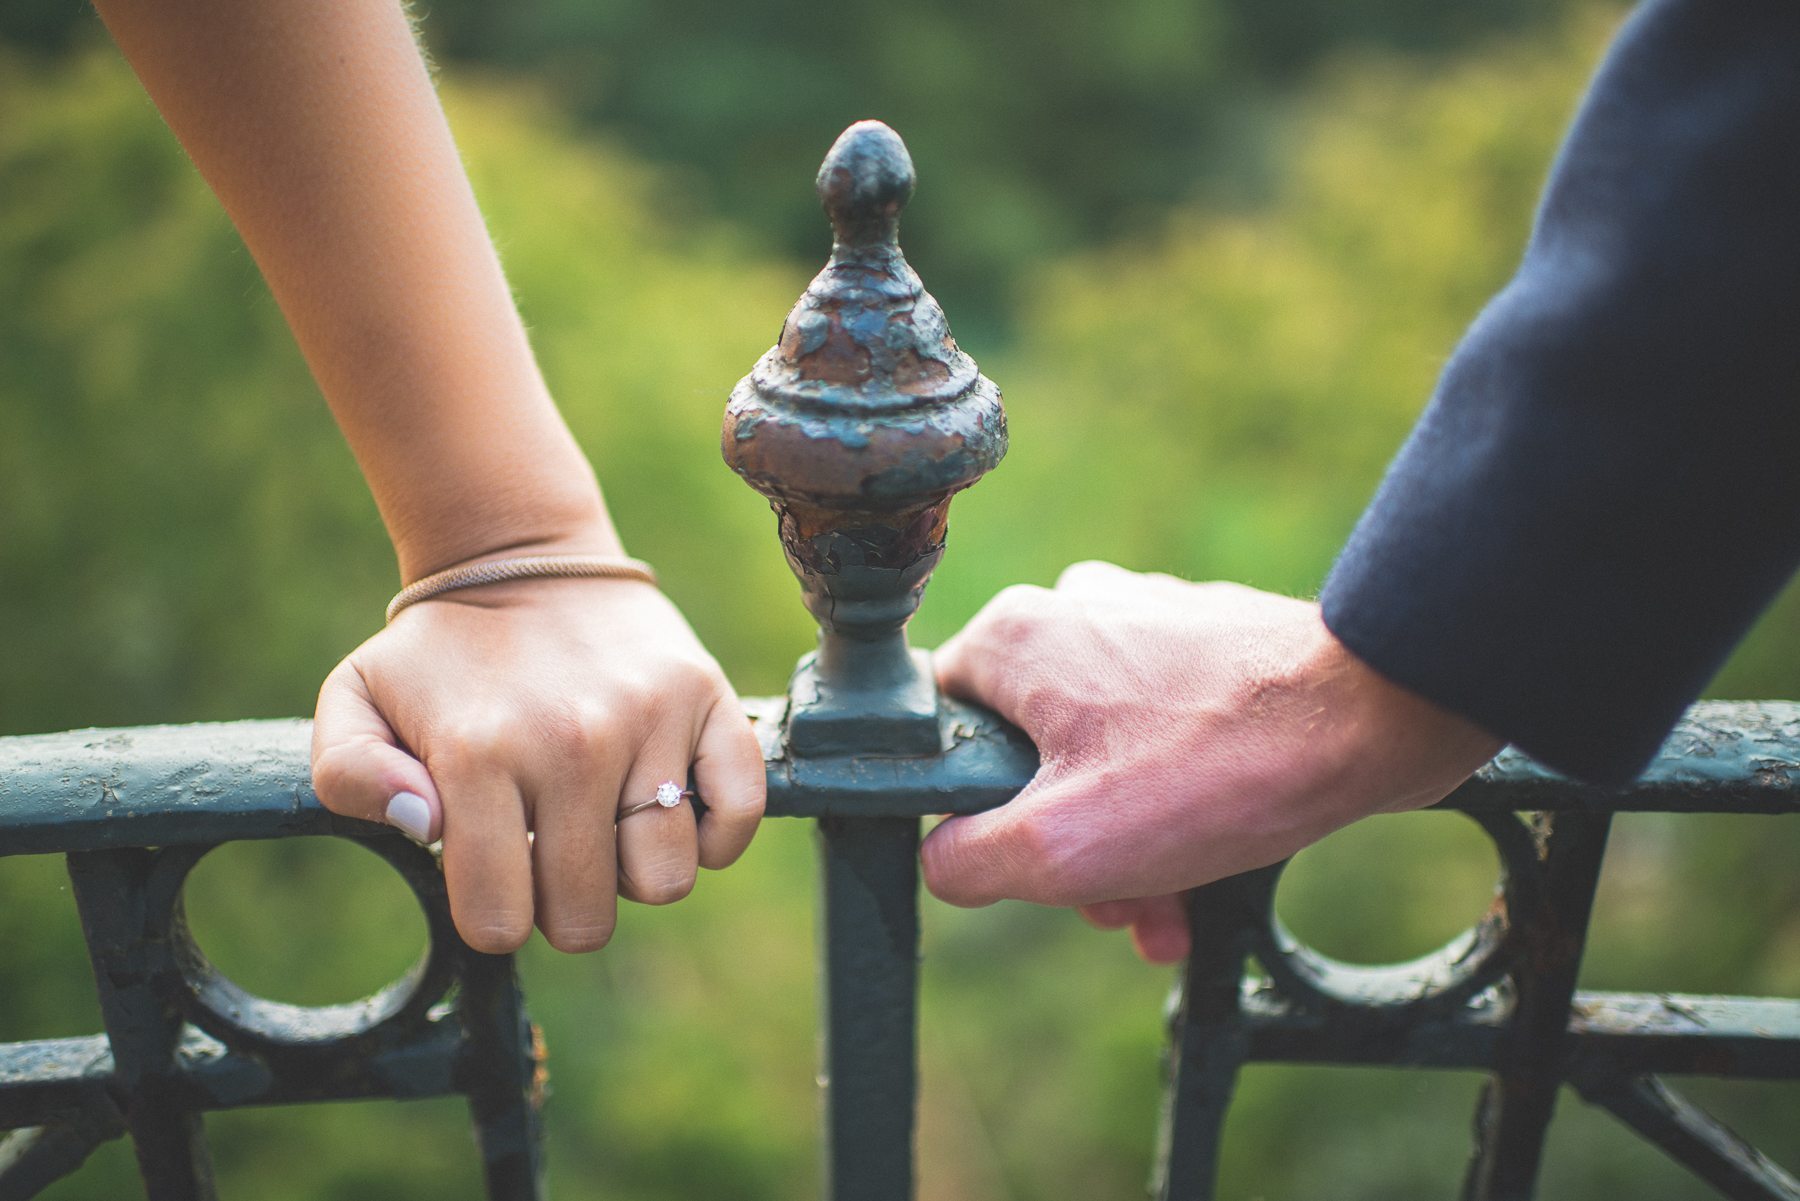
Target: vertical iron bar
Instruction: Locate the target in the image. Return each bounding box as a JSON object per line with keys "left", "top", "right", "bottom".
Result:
{"left": 1462, "top": 812, "right": 1612, "bottom": 1201}
{"left": 455, "top": 949, "right": 546, "bottom": 1201}
{"left": 1154, "top": 869, "right": 1268, "bottom": 1201}
{"left": 818, "top": 815, "right": 921, "bottom": 1201}
{"left": 64, "top": 848, "right": 218, "bottom": 1201}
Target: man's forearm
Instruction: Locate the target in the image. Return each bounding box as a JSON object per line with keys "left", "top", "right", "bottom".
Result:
{"left": 92, "top": 0, "right": 616, "bottom": 580}
{"left": 1320, "top": 0, "right": 1800, "bottom": 781}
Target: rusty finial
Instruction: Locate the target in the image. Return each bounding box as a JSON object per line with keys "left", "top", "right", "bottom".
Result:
{"left": 724, "top": 120, "right": 1007, "bottom": 754}
{"left": 817, "top": 119, "right": 914, "bottom": 253}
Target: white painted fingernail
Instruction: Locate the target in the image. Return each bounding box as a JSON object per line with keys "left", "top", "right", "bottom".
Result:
{"left": 386, "top": 792, "right": 432, "bottom": 844}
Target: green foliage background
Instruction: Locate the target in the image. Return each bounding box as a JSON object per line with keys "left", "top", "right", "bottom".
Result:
{"left": 2, "top": 5, "right": 1796, "bottom": 1198}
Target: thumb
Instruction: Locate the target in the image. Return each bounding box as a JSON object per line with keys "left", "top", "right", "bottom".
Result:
{"left": 311, "top": 660, "right": 442, "bottom": 845}
{"left": 933, "top": 584, "right": 1059, "bottom": 733}
{"left": 920, "top": 807, "right": 1021, "bottom": 908}
{"left": 934, "top": 625, "right": 1031, "bottom": 732}
{"left": 920, "top": 774, "right": 1070, "bottom": 908}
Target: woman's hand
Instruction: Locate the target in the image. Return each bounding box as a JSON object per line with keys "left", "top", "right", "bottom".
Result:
{"left": 311, "top": 576, "right": 766, "bottom": 954}
{"left": 921, "top": 562, "right": 1500, "bottom": 963}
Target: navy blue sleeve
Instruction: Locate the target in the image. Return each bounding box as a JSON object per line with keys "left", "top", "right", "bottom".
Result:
{"left": 1318, "top": 0, "right": 1800, "bottom": 783}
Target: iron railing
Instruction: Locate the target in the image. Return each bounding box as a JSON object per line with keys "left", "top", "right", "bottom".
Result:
{"left": 2, "top": 121, "right": 1797, "bottom": 1201}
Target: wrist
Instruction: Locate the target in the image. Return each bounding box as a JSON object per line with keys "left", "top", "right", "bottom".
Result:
{"left": 1295, "top": 612, "right": 1502, "bottom": 817}
{"left": 391, "top": 494, "right": 626, "bottom": 585}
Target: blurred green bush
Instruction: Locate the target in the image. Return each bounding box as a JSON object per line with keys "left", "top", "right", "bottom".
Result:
{"left": 1, "top": 5, "right": 1795, "bottom": 1199}
{"left": 0, "top": 0, "right": 1565, "bottom": 335}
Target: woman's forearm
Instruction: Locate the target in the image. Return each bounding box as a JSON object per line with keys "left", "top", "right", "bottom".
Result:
{"left": 92, "top": 0, "right": 617, "bottom": 580}
{"left": 94, "top": 0, "right": 769, "bottom": 954}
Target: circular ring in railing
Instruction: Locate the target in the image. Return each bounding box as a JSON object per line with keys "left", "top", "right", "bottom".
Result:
{"left": 1245, "top": 810, "right": 1547, "bottom": 1019}
{"left": 142, "top": 834, "right": 459, "bottom": 1053}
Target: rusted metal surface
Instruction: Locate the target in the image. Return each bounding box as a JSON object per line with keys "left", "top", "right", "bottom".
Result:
{"left": 5, "top": 703, "right": 1792, "bottom": 850}
{"left": 65, "top": 848, "right": 218, "bottom": 1199}
{"left": 0, "top": 1102, "right": 121, "bottom": 1201}
{"left": 0, "top": 780, "right": 544, "bottom": 1198}
{"left": 1157, "top": 783, "right": 1797, "bottom": 1200}
{"left": 1154, "top": 871, "right": 1264, "bottom": 1200}
{"left": 0, "top": 720, "right": 349, "bottom": 858}
{"left": 723, "top": 120, "right": 1006, "bottom": 760}
{"left": 1461, "top": 813, "right": 1612, "bottom": 1201}
{"left": 816, "top": 816, "right": 921, "bottom": 1201}
{"left": 1575, "top": 1074, "right": 1800, "bottom": 1201}
{"left": 0, "top": 1038, "right": 113, "bottom": 1130}
{"left": 751, "top": 694, "right": 1039, "bottom": 817}
{"left": 1, "top": 718, "right": 1797, "bottom": 1200}
{"left": 4, "top": 702, "right": 1795, "bottom": 860}
{"left": 1444, "top": 702, "right": 1800, "bottom": 814}
{"left": 1233, "top": 988, "right": 1800, "bottom": 1079}
{"left": 722, "top": 119, "right": 1005, "bottom": 520}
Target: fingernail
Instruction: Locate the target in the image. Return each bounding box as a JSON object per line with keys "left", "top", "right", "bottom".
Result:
{"left": 386, "top": 791, "right": 432, "bottom": 844}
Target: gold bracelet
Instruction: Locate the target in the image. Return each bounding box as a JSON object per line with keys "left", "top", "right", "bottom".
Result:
{"left": 385, "top": 554, "right": 659, "bottom": 623}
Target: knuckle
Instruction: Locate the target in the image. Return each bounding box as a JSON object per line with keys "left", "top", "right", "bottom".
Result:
{"left": 969, "top": 585, "right": 1059, "bottom": 655}
{"left": 1009, "top": 679, "right": 1059, "bottom": 726}
{"left": 315, "top": 655, "right": 369, "bottom": 704}
{"left": 632, "top": 868, "right": 697, "bottom": 907}
{"left": 662, "top": 655, "right": 723, "bottom": 702}
{"left": 430, "top": 716, "right": 515, "bottom": 773}
{"left": 714, "top": 706, "right": 764, "bottom": 759}
{"left": 599, "top": 670, "right": 661, "bottom": 720}
{"left": 1054, "top": 559, "right": 1116, "bottom": 589}
{"left": 615, "top": 687, "right": 660, "bottom": 723}
{"left": 308, "top": 746, "right": 359, "bottom": 811}
{"left": 710, "top": 777, "right": 767, "bottom": 824}
{"left": 1007, "top": 676, "right": 1087, "bottom": 735}
{"left": 1001, "top": 811, "right": 1055, "bottom": 873}
{"left": 459, "top": 912, "right": 533, "bottom": 955}
{"left": 540, "top": 916, "right": 615, "bottom": 954}
{"left": 990, "top": 582, "right": 1051, "bottom": 620}
{"left": 537, "top": 701, "right": 623, "bottom": 761}
{"left": 1002, "top": 811, "right": 1090, "bottom": 906}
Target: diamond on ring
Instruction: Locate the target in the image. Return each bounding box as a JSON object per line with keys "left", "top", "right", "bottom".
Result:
{"left": 617, "top": 782, "right": 693, "bottom": 824}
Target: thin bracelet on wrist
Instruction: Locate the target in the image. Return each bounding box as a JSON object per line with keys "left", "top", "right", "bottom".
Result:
{"left": 385, "top": 554, "right": 658, "bottom": 623}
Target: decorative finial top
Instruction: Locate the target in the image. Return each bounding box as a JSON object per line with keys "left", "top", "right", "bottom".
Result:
{"left": 722, "top": 120, "right": 1008, "bottom": 736}
{"left": 817, "top": 120, "right": 915, "bottom": 252}
{"left": 723, "top": 120, "right": 1005, "bottom": 514}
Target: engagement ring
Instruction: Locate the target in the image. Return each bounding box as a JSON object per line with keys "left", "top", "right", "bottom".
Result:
{"left": 617, "top": 781, "right": 695, "bottom": 823}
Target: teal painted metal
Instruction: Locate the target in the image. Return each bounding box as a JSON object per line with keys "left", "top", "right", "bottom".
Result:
{"left": 1, "top": 709, "right": 1797, "bottom": 1199}
{"left": 4, "top": 701, "right": 1794, "bottom": 857}
{"left": 2, "top": 707, "right": 1799, "bottom": 1199}
{"left": 1157, "top": 755, "right": 1800, "bottom": 1201}
{"left": 0, "top": 725, "right": 545, "bottom": 1200}
{"left": 816, "top": 816, "right": 921, "bottom": 1201}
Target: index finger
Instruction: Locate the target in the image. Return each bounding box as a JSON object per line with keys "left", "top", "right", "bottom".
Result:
{"left": 933, "top": 584, "right": 1057, "bottom": 730}
{"left": 691, "top": 694, "right": 766, "bottom": 870}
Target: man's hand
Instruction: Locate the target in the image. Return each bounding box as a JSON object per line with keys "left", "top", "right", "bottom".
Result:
{"left": 922, "top": 562, "right": 1500, "bottom": 963}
